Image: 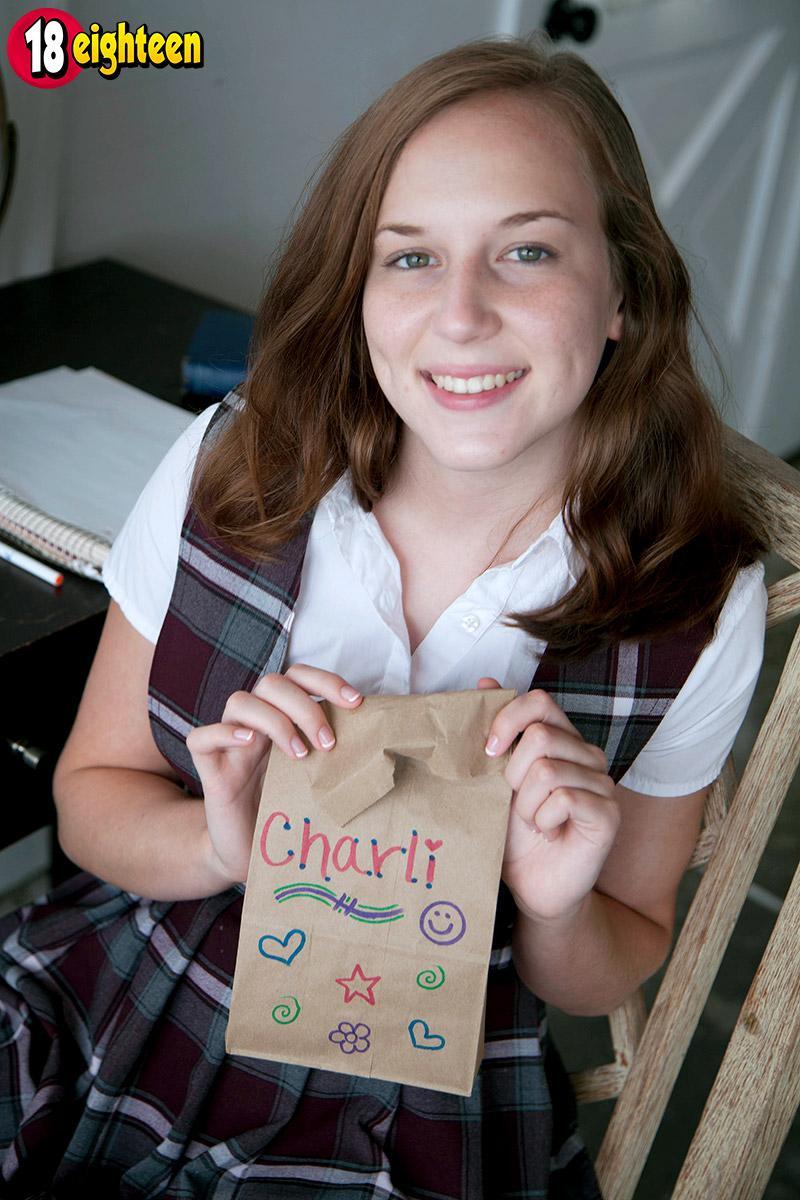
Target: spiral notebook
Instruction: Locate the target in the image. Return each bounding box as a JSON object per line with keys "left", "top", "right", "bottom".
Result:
{"left": 0, "top": 367, "right": 195, "bottom": 580}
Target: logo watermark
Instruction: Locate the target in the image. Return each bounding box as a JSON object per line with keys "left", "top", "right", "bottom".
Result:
{"left": 7, "top": 8, "right": 204, "bottom": 87}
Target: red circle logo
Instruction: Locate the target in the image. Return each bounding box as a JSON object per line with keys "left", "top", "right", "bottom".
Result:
{"left": 7, "top": 8, "right": 85, "bottom": 88}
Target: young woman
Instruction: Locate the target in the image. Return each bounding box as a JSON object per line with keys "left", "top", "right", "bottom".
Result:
{"left": 1, "top": 32, "right": 767, "bottom": 1200}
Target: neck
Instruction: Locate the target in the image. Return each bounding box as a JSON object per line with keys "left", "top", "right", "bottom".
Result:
{"left": 377, "top": 427, "right": 571, "bottom": 565}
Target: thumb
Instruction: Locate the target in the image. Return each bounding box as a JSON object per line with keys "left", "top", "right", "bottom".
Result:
{"left": 477, "top": 677, "right": 501, "bottom": 689}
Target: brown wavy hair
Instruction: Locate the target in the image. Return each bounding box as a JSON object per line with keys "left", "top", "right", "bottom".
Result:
{"left": 191, "top": 31, "right": 768, "bottom": 659}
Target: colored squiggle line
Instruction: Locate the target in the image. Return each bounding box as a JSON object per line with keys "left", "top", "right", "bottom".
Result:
{"left": 271, "top": 996, "right": 301, "bottom": 1024}
{"left": 273, "top": 884, "right": 404, "bottom": 923}
{"left": 274, "top": 883, "right": 337, "bottom": 908}
{"left": 416, "top": 964, "right": 446, "bottom": 990}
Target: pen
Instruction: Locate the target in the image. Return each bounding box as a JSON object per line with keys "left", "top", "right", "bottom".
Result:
{"left": 0, "top": 538, "right": 64, "bottom": 587}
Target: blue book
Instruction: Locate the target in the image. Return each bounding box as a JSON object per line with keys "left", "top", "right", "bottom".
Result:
{"left": 181, "top": 308, "right": 255, "bottom": 397}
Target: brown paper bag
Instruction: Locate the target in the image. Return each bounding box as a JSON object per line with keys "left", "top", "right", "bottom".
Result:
{"left": 226, "top": 687, "right": 515, "bottom": 1096}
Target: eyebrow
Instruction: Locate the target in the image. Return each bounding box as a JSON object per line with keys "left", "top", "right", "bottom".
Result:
{"left": 374, "top": 209, "right": 576, "bottom": 237}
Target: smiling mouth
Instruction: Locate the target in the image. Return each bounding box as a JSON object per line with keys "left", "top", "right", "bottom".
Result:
{"left": 423, "top": 368, "right": 527, "bottom": 394}
{"left": 429, "top": 922, "right": 454, "bottom": 936}
{"left": 421, "top": 369, "right": 528, "bottom": 409}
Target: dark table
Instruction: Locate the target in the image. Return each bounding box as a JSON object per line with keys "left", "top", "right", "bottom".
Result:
{"left": 0, "top": 258, "right": 251, "bottom": 852}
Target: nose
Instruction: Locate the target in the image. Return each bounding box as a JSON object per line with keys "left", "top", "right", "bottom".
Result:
{"left": 430, "top": 256, "right": 501, "bottom": 342}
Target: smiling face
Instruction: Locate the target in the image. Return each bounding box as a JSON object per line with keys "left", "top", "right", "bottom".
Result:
{"left": 419, "top": 900, "right": 467, "bottom": 946}
{"left": 361, "top": 90, "right": 624, "bottom": 494}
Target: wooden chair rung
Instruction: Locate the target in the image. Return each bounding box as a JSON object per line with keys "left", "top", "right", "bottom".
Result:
{"left": 688, "top": 755, "right": 736, "bottom": 869}
{"left": 570, "top": 1062, "right": 630, "bottom": 1105}
{"left": 671, "top": 854, "right": 800, "bottom": 1198}
{"left": 570, "top": 428, "right": 800, "bottom": 1200}
{"left": 569, "top": 988, "right": 648, "bottom": 1102}
{"left": 766, "top": 570, "right": 800, "bottom": 628}
{"left": 724, "top": 426, "right": 800, "bottom": 567}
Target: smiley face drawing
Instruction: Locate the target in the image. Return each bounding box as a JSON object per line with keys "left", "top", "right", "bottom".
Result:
{"left": 419, "top": 900, "right": 467, "bottom": 946}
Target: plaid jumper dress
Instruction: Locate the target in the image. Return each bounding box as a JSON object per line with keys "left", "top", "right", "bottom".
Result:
{"left": 0, "top": 396, "right": 712, "bottom": 1199}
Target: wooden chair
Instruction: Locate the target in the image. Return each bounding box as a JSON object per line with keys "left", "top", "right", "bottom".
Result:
{"left": 568, "top": 426, "right": 800, "bottom": 1199}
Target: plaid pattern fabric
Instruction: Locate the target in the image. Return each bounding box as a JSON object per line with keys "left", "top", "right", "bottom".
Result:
{"left": 149, "top": 393, "right": 315, "bottom": 793}
{"left": 533, "top": 628, "right": 713, "bottom": 783}
{"left": 0, "top": 390, "right": 710, "bottom": 1198}
{"left": 1, "top": 878, "right": 571, "bottom": 1200}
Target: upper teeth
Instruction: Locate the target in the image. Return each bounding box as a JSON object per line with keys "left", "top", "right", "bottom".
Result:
{"left": 430, "top": 369, "right": 525, "bottom": 394}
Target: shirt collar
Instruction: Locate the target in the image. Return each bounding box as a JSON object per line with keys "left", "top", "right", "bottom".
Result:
{"left": 321, "top": 469, "right": 579, "bottom": 586}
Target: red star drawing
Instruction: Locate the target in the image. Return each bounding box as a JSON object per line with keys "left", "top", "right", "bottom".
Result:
{"left": 335, "top": 963, "right": 381, "bottom": 1005}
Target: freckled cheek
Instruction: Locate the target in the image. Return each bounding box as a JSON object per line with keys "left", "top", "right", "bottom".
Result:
{"left": 531, "top": 297, "right": 606, "bottom": 370}
{"left": 363, "top": 302, "right": 426, "bottom": 384}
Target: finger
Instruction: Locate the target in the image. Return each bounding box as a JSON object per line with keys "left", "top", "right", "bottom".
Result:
{"left": 186, "top": 720, "right": 264, "bottom": 756}
{"left": 522, "top": 785, "right": 620, "bottom": 845}
{"left": 219, "top": 690, "right": 325, "bottom": 759}
{"left": 254, "top": 666, "right": 363, "bottom": 749}
{"left": 249, "top": 667, "right": 360, "bottom": 748}
{"left": 281, "top": 663, "right": 363, "bottom": 706}
{"left": 477, "top": 677, "right": 501, "bottom": 689}
{"left": 504, "top": 725, "right": 609, "bottom": 792}
{"left": 485, "top": 688, "right": 579, "bottom": 756}
{"left": 512, "top": 759, "right": 617, "bottom": 828}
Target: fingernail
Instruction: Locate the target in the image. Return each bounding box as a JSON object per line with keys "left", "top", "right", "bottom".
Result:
{"left": 485, "top": 735, "right": 500, "bottom": 756}
{"left": 233, "top": 728, "right": 254, "bottom": 742}
{"left": 291, "top": 736, "right": 308, "bottom": 758}
{"left": 341, "top": 685, "right": 361, "bottom": 702}
{"left": 318, "top": 727, "right": 335, "bottom": 749}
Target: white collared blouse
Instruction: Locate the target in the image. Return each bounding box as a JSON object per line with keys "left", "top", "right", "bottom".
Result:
{"left": 103, "top": 403, "right": 768, "bottom": 798}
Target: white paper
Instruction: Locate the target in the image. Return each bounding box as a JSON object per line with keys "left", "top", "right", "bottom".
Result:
{"left": 0, "top": 366, "right": 194, "bottom": 541}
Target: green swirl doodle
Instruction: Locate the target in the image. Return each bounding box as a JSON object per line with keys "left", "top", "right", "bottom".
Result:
{"left": 416, "top": 964, "right": 446, "bottom": 990}
{"left": 271, "top": 995, "right": 301, "bottom": 1024}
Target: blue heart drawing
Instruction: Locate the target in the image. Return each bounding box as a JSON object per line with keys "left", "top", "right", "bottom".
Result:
{"left": 408, "top": 1019, "right": 446, "bottom": 1051}
{"left": 258, "top": 928, "right": 306, "bottom": 966}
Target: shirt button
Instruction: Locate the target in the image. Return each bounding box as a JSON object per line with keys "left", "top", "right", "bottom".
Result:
{"left": 461, "top": 613, "right": 481, "bottom": 633}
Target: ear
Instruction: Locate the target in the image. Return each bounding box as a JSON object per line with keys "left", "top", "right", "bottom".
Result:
{"left": 608, "top": 294, "right": 624, "bottom": 342}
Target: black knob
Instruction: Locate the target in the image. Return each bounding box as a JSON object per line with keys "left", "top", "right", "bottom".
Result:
{"left": 543, "top": 0, "right": 599, "bottom": 44}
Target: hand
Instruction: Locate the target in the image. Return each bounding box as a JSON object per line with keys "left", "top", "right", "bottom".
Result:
{"left": 478, "top": 678, "right": 620, "bottom": 924}
{"left": 185, "top": 665, "right": 363, "bottom": 888}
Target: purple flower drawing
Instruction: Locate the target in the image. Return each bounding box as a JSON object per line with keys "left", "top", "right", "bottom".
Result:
{"left": 328, "top": 1020, "right": 371, "bottom": 1054}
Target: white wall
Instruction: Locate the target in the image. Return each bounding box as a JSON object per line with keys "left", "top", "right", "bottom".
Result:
{"left": 53, "top": 0, "right": 511, "bottom": 311}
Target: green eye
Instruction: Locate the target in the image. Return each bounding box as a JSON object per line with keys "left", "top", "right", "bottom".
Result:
{"left": 510, "top": 245, "right": 550, "bottom": 263}
{"left": 390, "top": 252, "right": 431, "bottom": 270}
